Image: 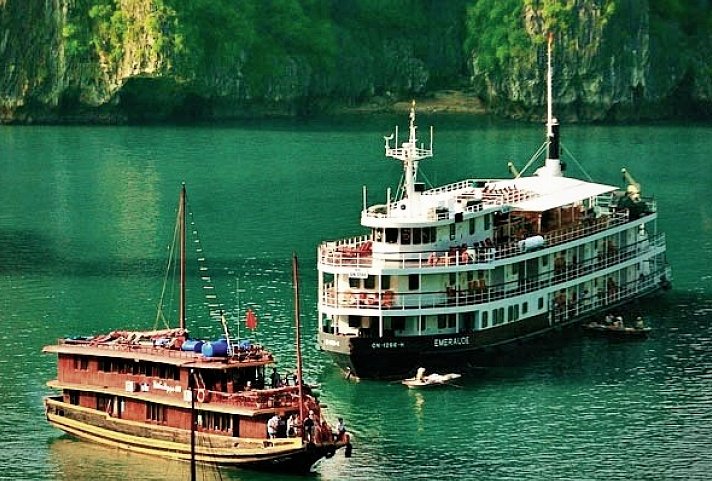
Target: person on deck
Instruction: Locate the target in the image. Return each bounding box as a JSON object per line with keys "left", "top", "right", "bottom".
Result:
{"left": 267, "top": 414, "right": 279, "bottom": 439}
{"left": 303, "top": 410, "right": 316, "bottom": 443}
{"left": 270, "top": 367, "right": 281, "bottom": 388}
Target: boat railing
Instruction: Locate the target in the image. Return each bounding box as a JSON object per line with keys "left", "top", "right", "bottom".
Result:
{"left": 319, "top": 209, "right": 646, "bottom": 270}
{"left": 207, "top": 386, "right": 303, "bottom": 409}
{"left": 320, "top": 234, "right": 666, "bottom": 311}
{"left": 56, "top": 338, "right": 275, "bottom": 364}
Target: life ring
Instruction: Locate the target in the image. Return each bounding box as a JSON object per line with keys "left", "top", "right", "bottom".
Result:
{"left": 196, "top": 388, "right": 208, "bottom": 403}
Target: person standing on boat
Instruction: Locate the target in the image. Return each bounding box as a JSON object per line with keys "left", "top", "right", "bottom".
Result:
{"left": 303, "top": 410, "right": 316, "bottom": 443}
{"left": 336, "top": 417, "right": 346, "bottom": 441}
{"left": 267, "top": 413, "right": 279, "bottom": 439}
{"left": 287, "top": 413, "right": 298, "bottom": 437}
{"left": 270, "top": 367, "right": 281, "bottom": 388}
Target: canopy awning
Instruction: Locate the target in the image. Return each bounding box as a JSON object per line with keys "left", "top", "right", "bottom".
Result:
{"left": 509, "top": 176, "right": 617, "bottom": 212}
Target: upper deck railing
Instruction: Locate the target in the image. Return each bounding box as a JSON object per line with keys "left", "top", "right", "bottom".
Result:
{"left": 321, "top": 210, "right": 640, "bottom": 270}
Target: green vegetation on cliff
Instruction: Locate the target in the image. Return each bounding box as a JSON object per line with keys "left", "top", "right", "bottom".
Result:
{"left": 0, "top": 0, "right": 709, "bottom": 122}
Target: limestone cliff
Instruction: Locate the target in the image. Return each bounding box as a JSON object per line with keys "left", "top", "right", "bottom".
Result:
{"left": 0, "top": 0, "right": 709, "bottom": 123}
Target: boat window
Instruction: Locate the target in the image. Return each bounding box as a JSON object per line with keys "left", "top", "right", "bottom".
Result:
{"left": 449, "top": 223, "right": 456, "bottom": 240}
{"left": 373, "top": 228, "right": 383, "bottom": 242}
{"left": 96, "top": 394, "right": 111, "bottom": 413}
{"left": 437, "top": 315, "right": 447, "bottom": 329}
{"left": 381, "top": 275, "right": 391, "bottom": 289}
{"left": 449, "top": 273, "right": 456, "bottom": 285}
{"left": 392, "top": 318, "right": 406, "bottom": 331}
{"left": 469, "top": 218, "right": 476, "bottom": 235}
{"left": 422, "top": 227, "right": 430, "bottom": 243}
{"left": 448, "top": 314, "right": 456, "bottom": 328}
{"left": 482, "top": 311, "right": 489, "bottom": 328}
{"left": 364, "top": 276, "right": 376, "bottom": 289}
{"left": 413, "top": 228, "right": 422, "bottom": 245}
{"left": 69, "top": 391, "right": 79, "bottom": 405}
{"left": 146, "top": 402, "right": 167, "bottom": 424}
{"left": 385, "top": 228, "right": 398, "bottom": 244}
{"left": 484, "top": 214, "right": 491, "bottom": 230}
{"left": 73, "top": 357, "right": 89, "bottom": 371}
{"left": 401, "top": 228, "right": 411, "bottom": 245}
{"left": 348, "top": 316, "right": 360, "bottom": 328}
{"left": 542, "top": 255, "right": 549, "bottom": 266}
{"left": 522, "top": 302, "right": 528, "bottom": 314}
{"left": 538, "top": 297, "right": 544, "bottom": 309}
{"left": 349, "top": 277, "right": 360, "bottom": 288}
{"left": 419, "top": 316, "right": 426, "bottom": 332}
{"left": 408, "top": 274, "right": 419, "bottom": 290}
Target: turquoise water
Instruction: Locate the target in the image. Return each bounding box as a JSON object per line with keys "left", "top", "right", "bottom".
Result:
{"left": 1, "top": 116, "right": 711, "bottom": 480}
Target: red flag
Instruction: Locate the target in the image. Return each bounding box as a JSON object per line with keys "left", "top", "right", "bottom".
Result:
{"left": 246, "top": 308, "right": 258, "bottom": 330}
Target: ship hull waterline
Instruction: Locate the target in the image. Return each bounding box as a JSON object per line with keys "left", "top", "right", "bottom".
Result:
{"left": 318, "top": 285, "right": 669, "bottom": 379}
{"left": 44, "top": 397, "right": 341, "bottom": 473}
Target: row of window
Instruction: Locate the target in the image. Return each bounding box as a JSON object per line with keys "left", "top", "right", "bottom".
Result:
{"left": 96, "top": 358, "right": 180, "bottom": 381}
{"left": 372, "top": 215, "right": 492, "bottom": 246}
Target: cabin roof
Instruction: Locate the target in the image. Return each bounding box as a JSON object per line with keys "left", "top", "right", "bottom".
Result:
{"left": 42, "top": 343, "right": 274, "bottom": 369}
{"left": 506, "top": 176, "right": 617, "bottom": 212}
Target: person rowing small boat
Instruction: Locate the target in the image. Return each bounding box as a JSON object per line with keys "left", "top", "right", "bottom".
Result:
{"left": 584, "top": 314, "right": 651, "bottom": 339}
{"left": 401, "top": 367, "right": 462, "bottom": 388}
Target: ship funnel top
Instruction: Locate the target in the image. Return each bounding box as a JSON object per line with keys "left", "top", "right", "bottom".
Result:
{"left": 384, "top": 101, "right": 434, "bottom": 200}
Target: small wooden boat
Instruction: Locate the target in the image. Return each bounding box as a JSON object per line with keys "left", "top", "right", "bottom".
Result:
{"left": 401, "top": 368, "right": 462, "bottom": 388}
{"left": 584, "top": 319, "right": 651, "bottom": 339}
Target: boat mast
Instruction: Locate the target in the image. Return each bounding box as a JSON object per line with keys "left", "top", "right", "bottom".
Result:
{"left": 541, "top": 32, "right": 562, "bottom": 177}
{"left": 292, "top": 253, "right": 305, "bottom": 440}
{"left": 179, "top": 183, "right": 187, "bottom": 330}
{"left": 189, "top": 368, "right": 197, "bottom": 481}
{"left": 384, "top": 101, "right": 433, "bottom": 201}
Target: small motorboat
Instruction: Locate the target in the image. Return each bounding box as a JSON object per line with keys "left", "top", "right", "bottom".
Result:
{"left": 584, "top": 316, "right": 651, "bottom": 339}
{"left": 401, "top": 368, "right": 462, "bottom": 388}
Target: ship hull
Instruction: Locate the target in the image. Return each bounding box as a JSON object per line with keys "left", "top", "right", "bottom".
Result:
{"left": 319, "top": 285, "right": 666, "bottom": 379}
{"left": 45, "top": 396, "right": 342, "bottom": 473}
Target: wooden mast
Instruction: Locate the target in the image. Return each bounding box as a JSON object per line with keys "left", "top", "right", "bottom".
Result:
{"left": 179, "top": 183, "right": 187, "bottom": 330}
{"left": 189, "top": 368, "right": 197, "bottom": 481}
{"left": 292, "top": 253, "right": 306, "bottom": 440}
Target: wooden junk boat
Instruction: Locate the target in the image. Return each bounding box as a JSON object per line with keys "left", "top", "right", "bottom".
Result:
{"left": 43, "top": 185, "right": 350, "bottom": 474}
{"left": 316, "top": 34, "right": 672, "bottom": 379}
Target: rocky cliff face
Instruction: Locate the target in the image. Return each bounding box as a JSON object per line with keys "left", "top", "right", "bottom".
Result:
{"left": 467, "top": 0, "right": 711, "bottom": 121}
{"left": 0, "top": 0, "right": 708, "bottom": 123}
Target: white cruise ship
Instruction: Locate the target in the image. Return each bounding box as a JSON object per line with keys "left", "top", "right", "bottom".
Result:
{"left": 316, "top": 38, "right": 672, "bottom": 379}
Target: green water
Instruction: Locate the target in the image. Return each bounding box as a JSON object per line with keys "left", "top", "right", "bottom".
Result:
{"left": 1, "top": 116, "right": 711, "bottom": 480}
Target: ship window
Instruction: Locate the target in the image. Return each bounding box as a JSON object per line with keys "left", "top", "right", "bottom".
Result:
{"left": 449, "top": 273, "right": 456, "bottom": 285}
{"left": 401, "top": 228, "right": 411, "bottom": 245}
{"left": 437, "top": 315, "right": 447, "bottom": 329}
{"left": 96, "top": 394, "right": 111, "bottom": 413}
{"left": 73, "top": 357, "right": 89, "bottom": 371}
{"left": 449, "top": 223, "right": 456, "bottom": 240}
{"left": 448, "top": 314, "right": 456, "bottom": 328}
{"left": 392, "top": 318, "right": 406, "bottom": 331}
{"left": 374, "top": 228, "right": 383, "bottom": 242}
{"left": 348, "top": 316, "right": 360, "bottom": 328}
{"left": 381, "top": 276, "right": 391, "bottom": 289}
{"left": 385, "top": 228, "right": 398, "bottom": 244}
{"left": 69, "top": 391, "right": 79, "bottom": 405}
{"left": 146, "top": 402, "right": 167, "bottom": 424}
{"left": 413, "top": 228, "right": 422, "bottom": 244}
{"left": 349, "top": 277, "right": 360, "bottom": 288}
{"left": 538, "top": 297, "right": 544, "bottom": 309}
{"left": 469, "top": 218, "right": 476, "bottom": 235}
{"left": 542, "top": 256, "right": 549, "bottom": 266}
{"left": 422, "top": 227, "right": 430, "bottom": 243}
{"left": 481, "top": 311, "right": 489, "bottom": 328}
{"left": 408, "top": 274, "right": 419, "bottom": 290}
{"left": 484, "top": 214, "right": 491, "bottom": 230}
{"left": 365, "top": 276, "right": 376, "bottom": 289}
{"left": 522, "top": 302, "right": 528, "bottom": 314}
